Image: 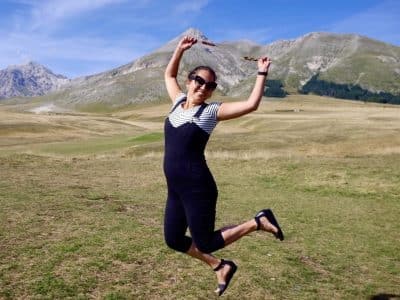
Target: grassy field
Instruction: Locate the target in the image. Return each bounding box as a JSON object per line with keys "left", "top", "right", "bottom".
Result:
{"left": 1, "top": 95, "right": 399, "bottom": 299}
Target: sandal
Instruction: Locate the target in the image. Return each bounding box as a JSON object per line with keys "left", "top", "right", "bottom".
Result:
{"left": 255, "top": 209, "right": 284, "bottom": 241}
{"left": 213, "top": 259, "right": 237, "bottom": 296}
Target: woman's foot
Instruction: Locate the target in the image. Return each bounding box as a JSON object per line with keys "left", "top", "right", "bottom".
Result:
{"left": 213, "top": 259, "right": 237, "bottom": 296}
{"left": 255, "top": 209, "right": 284, "bottom": 241}
{"left": 255, "top": 214, "right": 278, "bottom": 233}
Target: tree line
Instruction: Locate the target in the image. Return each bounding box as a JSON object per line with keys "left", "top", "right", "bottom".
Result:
{"left": 299, "top": 75, "right": 400, "bottom": 104}
{"left": 263, "top": 75, "right": 400, "bottom": 105}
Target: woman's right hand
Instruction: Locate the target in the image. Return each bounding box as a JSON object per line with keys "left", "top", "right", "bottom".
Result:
{"left": 178, "top": 35, "right": 198, "bottom": 51}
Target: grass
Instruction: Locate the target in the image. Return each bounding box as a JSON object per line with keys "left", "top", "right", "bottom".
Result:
{"left": 34, "top": 132, "right": 163, "bottom": 156}
{"left": 1, "top": 94, "right": 399, "bottom": 299}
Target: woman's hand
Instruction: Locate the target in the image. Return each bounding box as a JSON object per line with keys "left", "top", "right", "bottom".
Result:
{"left": 258, "top": 57, "right": 272, "bottom": 73}
{"left": 178, "top": 36, "right": 198, "bottom": 51}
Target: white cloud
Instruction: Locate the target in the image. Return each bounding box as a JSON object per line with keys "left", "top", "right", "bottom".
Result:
{"left": 174, "top": 0, "right": 210, "bottom": 14}
{"left": 0, "top": 0, "right": 161, "bottom": 76}
{"left": 0, "top": 30, "right": 159, "bottom": 77}
{"left": 28, "top": 0, "right": 128, "bottom": 31}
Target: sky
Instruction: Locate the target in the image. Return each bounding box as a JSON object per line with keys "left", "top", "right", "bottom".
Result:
{"left": 1, "top": 0, "right": 399, "bottom": 78}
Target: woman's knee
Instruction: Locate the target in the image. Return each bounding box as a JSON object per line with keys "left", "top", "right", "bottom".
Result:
{"left": 193, "top": 237, "right": 216, "bottom": 254}
{"left": 192, "top": 230, "right": 225, "bottom": 254}
{"left": 195, "top": 242, "right": 214, "bottom": 254}
{"left": 164, "top": 233, "right": 191, "bottom": 253}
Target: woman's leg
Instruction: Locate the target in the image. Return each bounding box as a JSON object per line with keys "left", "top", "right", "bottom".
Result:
{"left": 164, "top": 189, "right": 192, "bottom": 253}
{"left": 186, "top": 242, "right": 236, "bottom": 294}
{"left": 164, "top": 190, "right": 234, "bottom": 293}
{"left": 177, "top": 186, "right": 278, "bottom": 293}
{"left": 183, "top": 189, "right": 278, "bottom": 253}
{"left": 220, "top": 217, "right": 278, "bottom": 246}
{"left": 184, "top": 217, "right": 277, "bottom": 294}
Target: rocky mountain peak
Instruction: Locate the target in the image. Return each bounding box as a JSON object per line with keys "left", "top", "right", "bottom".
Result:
{"left": 0, "top": 61, "right": 69, "bottom": 99}
{"left": 6, "top": 61, "right": 67, "bottom": 79}
{"left": 181, "top": 27, "right": 209, "bottom": 40}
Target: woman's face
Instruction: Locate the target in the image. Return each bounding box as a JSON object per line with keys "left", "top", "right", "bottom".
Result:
{"left": 187, "top": 69, "right": 216, "bottom": 104}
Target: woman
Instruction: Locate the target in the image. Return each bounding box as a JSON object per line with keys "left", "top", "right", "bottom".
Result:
{"left": 163, "top": 35, "right": 284, "bottom": 296}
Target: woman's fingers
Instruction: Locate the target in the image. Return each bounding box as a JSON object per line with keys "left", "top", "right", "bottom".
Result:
{"left": 258, "top": 57, "right": 272, "bottom": 69}
{"left": 258, "top": 56, "right": 272, "bottom": 63}
{"left": 183, "top": 35, "right": 197, "bottom": 44}
{"left": 179, "top": 35, "right": 198, "bottom": 50}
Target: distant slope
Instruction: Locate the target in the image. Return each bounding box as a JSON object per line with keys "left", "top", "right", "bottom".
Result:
{"left": 0, "top": 62, "right": 69, "bottom": 99}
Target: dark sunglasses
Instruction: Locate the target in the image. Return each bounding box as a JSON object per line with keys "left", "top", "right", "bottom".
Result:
{"left": 189, "top": 74, "right": 217, "bottom": 91}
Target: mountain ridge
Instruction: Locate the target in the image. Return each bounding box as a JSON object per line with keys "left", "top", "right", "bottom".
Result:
{"left": 0, "top": 61, "right": 69, "bottom": 99}
{"left": 2, "top": 29, "right": 400, "bottom": 106}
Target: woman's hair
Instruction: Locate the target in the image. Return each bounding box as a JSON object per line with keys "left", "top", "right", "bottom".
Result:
{"left": 188, "top": 66, "right": 217, "bottom": 82}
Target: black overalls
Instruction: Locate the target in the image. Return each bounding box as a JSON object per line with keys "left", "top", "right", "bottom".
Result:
{"left": 163, "top": 97, "right": 225, "bottom": 254}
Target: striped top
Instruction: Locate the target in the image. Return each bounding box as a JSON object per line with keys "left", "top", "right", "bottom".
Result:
{"left": 168, "top": 93, "right": 221, "bottom": 135}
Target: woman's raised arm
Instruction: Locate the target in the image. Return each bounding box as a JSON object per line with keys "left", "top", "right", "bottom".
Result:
{"left": 217, "top": 57, "right": 272, "bottom": 120}
{"left": 164, "top": 36, "right": 198, "bottom": 102}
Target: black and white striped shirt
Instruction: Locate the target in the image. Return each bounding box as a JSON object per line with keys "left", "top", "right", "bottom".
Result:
{"left": 168, "top": 93, "right": 221, "bottom": 135}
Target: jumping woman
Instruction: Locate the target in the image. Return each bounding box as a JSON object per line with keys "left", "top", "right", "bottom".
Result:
{"left": 163, "top": 35, "right": 284, "bottom": 296}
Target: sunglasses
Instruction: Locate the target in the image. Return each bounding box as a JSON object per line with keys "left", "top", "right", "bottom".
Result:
{"left": 189, "top": 74, "right": 217, "bottom": 91}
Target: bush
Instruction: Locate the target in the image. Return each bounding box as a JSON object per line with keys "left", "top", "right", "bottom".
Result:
{"left": 300, "top": 74, "right": 400, "bottom": 104}
{"left": 264, "top": 79, "right": 287, "bottom": 98}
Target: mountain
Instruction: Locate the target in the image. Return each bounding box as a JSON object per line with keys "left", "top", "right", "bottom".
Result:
{"left": 0, "top": 61, "right": 69, "bottom": 99}
{"left": 225, "top": 31, "right": 400, "bottom": 101}
{"left": 260, "top": 32, "right": 400, "bottom": 102}
{"left": 46, "top": 28, "right": 253, "bottom": 108}
{"left": 5, "top": 28, "right": 400, "bottom": 107}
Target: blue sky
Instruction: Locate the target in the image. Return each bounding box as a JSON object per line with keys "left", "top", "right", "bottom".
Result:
{"left": 1, "top": 0, "right": 399, "bottom": 78}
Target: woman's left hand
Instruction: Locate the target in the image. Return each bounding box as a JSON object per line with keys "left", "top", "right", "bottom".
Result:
{"left": 258, "top": 57, "right": 272, "bottom": 73}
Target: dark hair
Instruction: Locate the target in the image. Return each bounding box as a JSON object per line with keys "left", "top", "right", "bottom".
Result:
{"left": 188, "top": 66, "right": 217, "bottom": 82}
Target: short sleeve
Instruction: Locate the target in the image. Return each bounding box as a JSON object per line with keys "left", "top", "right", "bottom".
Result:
{"left": 205, "top": 102, "right": 222, "bottom": 121}
{"left": 173, "top": 93, "right": 187, "bottom": 105}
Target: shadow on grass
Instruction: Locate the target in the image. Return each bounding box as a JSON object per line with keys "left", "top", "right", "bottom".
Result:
{"left": 370, "top": 293, "right": 400, "bottom": 300}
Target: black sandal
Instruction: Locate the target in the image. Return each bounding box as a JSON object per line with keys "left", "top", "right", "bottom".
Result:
{"left": 213, "top": 259, "right": 237, "bottom": 296}
{"left": 255, "top": 208, "right": 284, "bottom": 241}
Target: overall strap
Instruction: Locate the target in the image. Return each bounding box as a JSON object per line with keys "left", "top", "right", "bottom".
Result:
{"left": 169, "top": 97, "right": 187, "bottom": 114}
{"left": 193, "top": 103, "right": 207, "bottom": 118}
